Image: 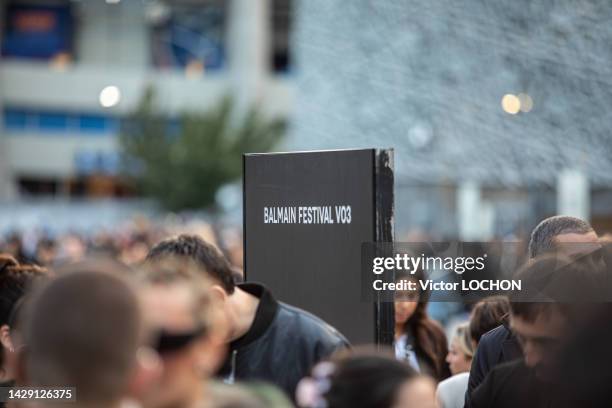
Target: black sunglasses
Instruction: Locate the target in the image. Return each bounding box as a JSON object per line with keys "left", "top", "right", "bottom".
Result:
{"left": 154, "top": 325, "right": 208, "bottom": 354}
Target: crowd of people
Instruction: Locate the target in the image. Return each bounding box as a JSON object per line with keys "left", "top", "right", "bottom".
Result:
{"left": 0, "top": 215, "right": 611, "bottom": 408}
{"left": 0, "top": 218, "right": 244, "bottom": 272}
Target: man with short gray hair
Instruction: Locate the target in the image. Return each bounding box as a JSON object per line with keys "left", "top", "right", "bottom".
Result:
{"left": 528, "top": 215, "right": 597, "bottom": 259}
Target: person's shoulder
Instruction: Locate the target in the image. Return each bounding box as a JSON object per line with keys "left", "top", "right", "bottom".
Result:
{"left": 479, "top": 324, "right": 511, "bottom": 347}
{"left": 438, "top": 373, "right": 469, "bottom": 408}
{"left": 439, "top": 372, "right": 469, "bottom": 390}
{"left": 485, "top": 359, "right": 527, "bottom": 383}
{"left": 277, "top": 302, "right": 349, "bottom": 344}
{"left": 277, "top": 301, "right": 333, "bottom": 329}
{"left": 438, "top": 373, "right": 469, "bottom": 398}
{"left": 469, "top": 360, "right": 524, "bottom": 408}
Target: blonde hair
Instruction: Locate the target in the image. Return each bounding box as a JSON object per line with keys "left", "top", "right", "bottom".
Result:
{"left": 136, "top": 256, "right": 216, "bottom": 332}
{"left": 452, "top": 323, "right": 474, "bottom": 359}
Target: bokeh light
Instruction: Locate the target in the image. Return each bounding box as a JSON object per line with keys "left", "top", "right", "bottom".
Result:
{"left": 99, "top": 86, "right": 121, "bottom": 108}
{"left": 501, "top": 94, "right": 520, "bottom": 115}
{"left": 518, "top": 93, "right": 534, "bottom": 112}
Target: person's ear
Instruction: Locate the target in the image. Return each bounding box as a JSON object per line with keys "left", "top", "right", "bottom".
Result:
{"left": 208, "top": 285, "right": 233, "bottom": 343}
{"left": 210, "top": 285, "right": 228, "bottom": 303}
{"left": 126, "top": 347, "right": 163, "bottom": 401}
{"left": 0, "top": 325, "right": 14, "bottom": 352}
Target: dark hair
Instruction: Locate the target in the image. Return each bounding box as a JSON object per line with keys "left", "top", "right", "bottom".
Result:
{"left": 0, "top": 254, "right": 47, "bottom": 327}
{"left": 24, "top": 265, "right": 141, "bottom": 405}
{"left": 324, "top": 349, "right": 418, "bottom": 408}
{"left": 146, "top": 234, "right": 235, "bottom": 294}
{"left": 509, "top": 255, "right": 579, "bottom": 322}
{"left": 528, "top": 216, "right": 593, "bottom": 259}
{"left": 0, "top": 254, "right": 47, "bottom": 371}
{"left": 469, "top": 295, "right": 511, "bottom": 343}
{"left": 396, "top": 270, "right": 449, "bottom": 381}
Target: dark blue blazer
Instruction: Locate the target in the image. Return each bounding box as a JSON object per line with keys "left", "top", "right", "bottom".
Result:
{"left": 464, "top": 323, "right": 523, "bottom": 408}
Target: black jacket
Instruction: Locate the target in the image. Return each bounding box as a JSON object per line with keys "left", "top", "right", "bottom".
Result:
{"left": 469, "top": 360, "right": 563, "bottom": 408}
{"left": 465, "top": 321, "right": 522, "bottom": 407}
{"left": 217, "top": 283, "right": 350, "bottom": 398}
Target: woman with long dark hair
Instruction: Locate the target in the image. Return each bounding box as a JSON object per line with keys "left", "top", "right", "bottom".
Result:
{"left": 394, "top": 270, "right": 450, "bottom": 381}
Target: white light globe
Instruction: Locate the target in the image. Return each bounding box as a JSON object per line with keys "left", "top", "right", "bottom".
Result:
{"left": 99, "top": 86, "right": 121, "bottom": 108}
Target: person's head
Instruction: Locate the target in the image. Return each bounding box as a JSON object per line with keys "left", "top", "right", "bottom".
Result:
{"left": 135, "top": 258, "right": 227, "bottom": 408}
{"left": 446, "top": 323, "right": 474, "bottom": 375}
{"left": 394, "top": 282, "right": 419, "bottom": 328}
{"left": 4, "top": 234, "right": 26, "bottom": 262}
{"left": 23, "top": 261, "right": 160, "bottom": 407}
{"left": 510, "top": 302, "right": 569, "bottom": 377}
{"left": 0, "top": 254, "right": 47, "bottom": 375}
{"left": 469, "top": 295, "right": 511, "bottom": 345}
{"left": 509, "top": 256, "right": 576, "bottom": 378}
{"left": 394, "top": 270, "right": 427, "bottom": 327}
{"left": 146, "top": 235, "right": 243, "bottom": 344}
{"left": 146, "top": 234, "right": 235, "bottom": 294}
{"left": 35, "top": 238, "right": 57, "bottom": 266}
{"left": 528, "top": 215, "right": 597, "bottom": 259}
{"left": 299, "top": 349, "right": 436, "bottom": 408}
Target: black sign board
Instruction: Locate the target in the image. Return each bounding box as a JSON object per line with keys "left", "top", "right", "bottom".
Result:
{"left": 243, "top": 149, "right": 394, "bottom": 344}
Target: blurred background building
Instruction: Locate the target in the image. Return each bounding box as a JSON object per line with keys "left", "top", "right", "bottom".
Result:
{"left": 1, "top": 0, "right": 612, "bottom": 239}
{"left": 289, "top": 0, "right": 612, "bottom": 238}
{"left": 0, "top": 0, "right": 292, "bottom": 229}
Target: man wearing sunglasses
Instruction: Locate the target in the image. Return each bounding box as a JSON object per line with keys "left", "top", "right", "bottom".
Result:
{"left": 137, "top": 258, "right": 227, "bottom": 408}
{"left": 146, "top": 234, "right": 349, "bottom": 399}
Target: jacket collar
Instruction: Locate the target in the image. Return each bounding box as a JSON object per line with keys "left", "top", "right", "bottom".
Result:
{"left": 501, "top": 313, "right": 511, "bottom": 330}
{"left": 501, "top": 313, "right": 524, "bottom": 361}
{"left": 229, "top": 283, "right": 279, "bottom": 349}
